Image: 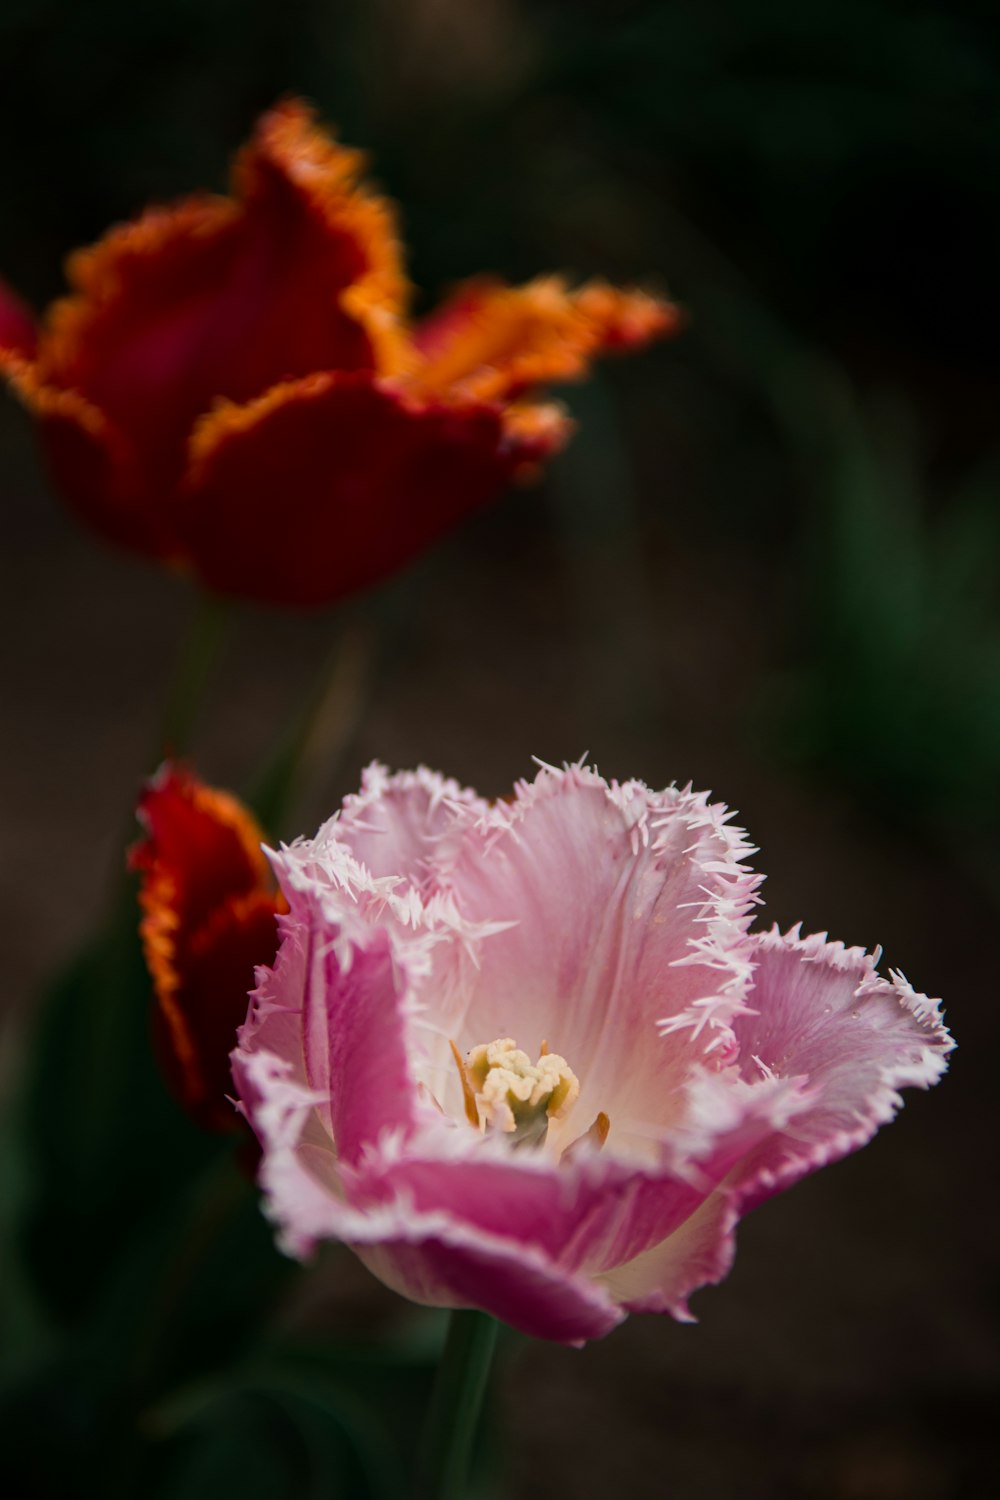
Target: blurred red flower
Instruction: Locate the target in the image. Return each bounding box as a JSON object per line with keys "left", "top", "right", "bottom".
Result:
{"left": 1, "top": 101, "right": 677, "bottom": 606}
{"left": 131, "top": 762, "right": 284, "bottom": 1131}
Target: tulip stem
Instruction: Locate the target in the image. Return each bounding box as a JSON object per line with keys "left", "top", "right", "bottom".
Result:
{"left": 414, "top": 1309, "right": 499, "bottom": 1500}
{"left": 160, "top": 592, "right": 230, "bottom": 756}
{"left": 250, "top": 612, "right": 372, "bottom": 832}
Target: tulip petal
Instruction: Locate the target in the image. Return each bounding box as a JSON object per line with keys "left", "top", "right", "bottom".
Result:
{"left": 428, "top": 764, "right": 761, "bottom": 1153}
{"left": 352, "top": 1227, "right": 624, "bottom": 1345}
{"left": 601, "top": 931, "right": 953, "bottom": 1318}
{"left": 353, "top": 1147, "right": 704, "bottom": 1279}
{"left": 237, "top": 960, "right": 790, "bottom": 1337}
{"left": 304, "top": 913, "right": 421, "bottom": 1162}
{"left": 38, "top": 101, "right": 405, "bottom": 500}
{"left": 152, "top": 889, "right": 283, "bottom": 1130}
{"left": 133, "top": 764, "right": 283, "bottom": 1126}
{"left": 353, "top": 1049, "right": 816, "bottom": 1279}
{"left": 243, "top": 851, "right": 437, "bottom": 1159}
{"left": 335, "top": 762, "right": 491, "bottom": 886}
{"left": 134, "top": 763, "right": 271, "bottom": 922}
{"left": 411, "top": 275, "right": 679, "bottom": 404}
{"left": 237, "top": 98, "right": 410, "bottom": 375}
{"left": 729, "top": 927, "right": 953, "bottom": 1209}
{"left": 179, "top": 372, "right": 532, "bottom": 605}
{"left": 233, "top": 1041, "right": 625, "bottom": 1344}
{"left": 598, "top": 1191, "right": 738, "bottom": 1321}
{"left": 1, "top": 352, "right": 169, "bottom": 556}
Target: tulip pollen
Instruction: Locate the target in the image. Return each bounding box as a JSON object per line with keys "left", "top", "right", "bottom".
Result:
{"left": 455, "top": 1036, "right": 580, "bottom": 1147}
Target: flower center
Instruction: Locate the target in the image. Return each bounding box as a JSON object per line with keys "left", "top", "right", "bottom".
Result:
{"left": 450, "top": 1036, "right": 579, "bottom": 1147}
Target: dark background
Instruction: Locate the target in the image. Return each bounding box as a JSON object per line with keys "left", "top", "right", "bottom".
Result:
{"left": 1, "top": 2, "right": 998, "bottom": 1496}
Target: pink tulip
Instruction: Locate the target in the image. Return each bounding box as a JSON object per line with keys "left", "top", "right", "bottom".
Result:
{"left": 232, "top": 762, "right": 952, "bottom": 1344}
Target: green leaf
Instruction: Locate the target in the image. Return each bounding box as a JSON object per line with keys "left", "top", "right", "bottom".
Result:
{"left": 17, "top": 879, "right": 222, "bottom": 1325}
{"left": 148, "top": 1362, "right": 407, "bottom": 1500}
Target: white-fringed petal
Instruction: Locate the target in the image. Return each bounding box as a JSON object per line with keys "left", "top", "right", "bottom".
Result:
{"left": 729, "top": 926, "right": 953, "bottom": 1209}
{"left": 231, "top": 762, "right": 953, "bottom": 1345}
{"left": 423, "top": 763, "right": 761, "bottom": 1152}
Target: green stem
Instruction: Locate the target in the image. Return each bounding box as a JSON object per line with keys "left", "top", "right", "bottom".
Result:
{"left": 159, "top": 591, "right": 231, "bottom": 757}
{"left": 249, "top": 612, "right": 373, "bottom": 833}
{"left": 415, "top": 1310, "right": 498, "bottom": 1500}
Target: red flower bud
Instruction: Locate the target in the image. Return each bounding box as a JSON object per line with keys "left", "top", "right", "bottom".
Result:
{"left": 131, "top": 763, "right": 284, "bottom": 1131}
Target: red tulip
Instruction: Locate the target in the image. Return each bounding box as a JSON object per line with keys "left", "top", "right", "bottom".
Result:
{"left": 131, "top": 763, "right": 284, "bottom": 1131}
{"left": 2, "top": 101, "right": 677, "bottom": 606}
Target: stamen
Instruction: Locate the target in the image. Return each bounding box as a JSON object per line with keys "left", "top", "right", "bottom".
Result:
{"left": 562, "top": 1111, "right": 611, "bottom": 1165}
{"left": 449, "top": 1039, "right": 481, "bottom": 1129}
{"left": 456, "top": 1036, "right": 580, "bottom": 1146}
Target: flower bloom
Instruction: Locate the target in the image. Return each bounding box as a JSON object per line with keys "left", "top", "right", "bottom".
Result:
{"left": 231, "top": 762, "right": 952, "bottom": 1344}
{"left": 131, "top": 762, "right": 284, "bottom": 1131}
{"left": 0, "top": 101, "right": 677, "bottom": 607}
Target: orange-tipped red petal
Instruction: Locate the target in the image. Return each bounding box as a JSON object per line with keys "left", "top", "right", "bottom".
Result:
{"left": 40, "top": 197, "right": 246, "bottom": 495}
{"left": 37, "top": 101, "right": 408, "bottom": 504}
{"left": 2, "top": 98, "right": 679, "bottom": 608}
{"left": 2, "top": 354, "right": 170, "bottom": 557}
{"left": 132, "top": 763, "right": 284, "bottom": 1131}
{"left": 177, "top": 370, "right": 534, "bottom": 606}
{"left": 235, "top": 98, "right": 411, "bottom": 376}
{"left": 409, "top": 275, "right": 679, "bottom": 405}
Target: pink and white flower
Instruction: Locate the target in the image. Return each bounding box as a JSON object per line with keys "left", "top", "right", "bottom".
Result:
{"left": 232, "top": 761, "right": 952, "bottom": 1345}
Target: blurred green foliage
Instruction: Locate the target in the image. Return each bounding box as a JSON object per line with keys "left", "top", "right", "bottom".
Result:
{"left": 776, "top": 381, "right": 1000, "bottom": 848}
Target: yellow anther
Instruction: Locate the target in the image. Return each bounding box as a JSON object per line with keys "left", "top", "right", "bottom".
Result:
{"left": 458, "top": 1036, "right": 580, "bottom": 1146}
